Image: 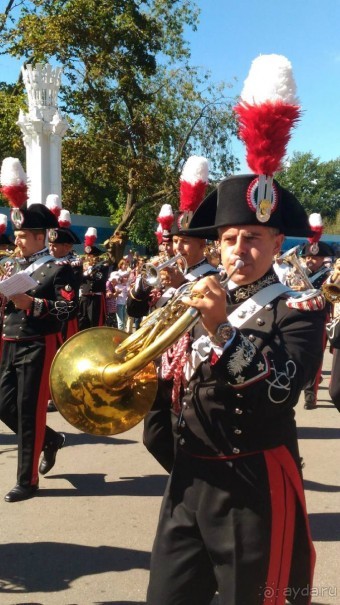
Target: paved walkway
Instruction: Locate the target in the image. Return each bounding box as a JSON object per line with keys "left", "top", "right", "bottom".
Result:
{"left": 0, "top": 346, "right": 339, "bottom": 605}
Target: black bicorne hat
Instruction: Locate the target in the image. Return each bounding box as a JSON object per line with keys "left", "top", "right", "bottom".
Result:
{"left": 49, "top": 227, "right": 81, "bottom": 245}
{"left": 13, "top": 203, "right": 59, "bottom": 230}
{"left": 186, "top": 174, "right": 313, "bottom": 240}
{"left": 300, "top": 241, "right": 334, "bottom": 258}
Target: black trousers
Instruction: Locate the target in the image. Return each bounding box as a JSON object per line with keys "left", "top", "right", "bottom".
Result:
{"left": 147, "top": 449, "right": 313, "bottom": 605}
{"left": 0, "top": 338, "right": 60, "bottom": 487}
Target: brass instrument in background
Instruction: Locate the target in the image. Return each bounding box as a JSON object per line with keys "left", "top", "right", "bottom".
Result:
{"left": 279, "top": 245, "right": 314, "bottom": 291}
{"left": 49, "top": 261, "right": 243, "bottom": 436}
{"left": 140, "top": 253, "right": 187, "bottom": 287}
{"left": 0, "top": 250, "right": 21, "bottom": 278}
{"left": 322, "top": 259, "right": 340, "bottom": 303}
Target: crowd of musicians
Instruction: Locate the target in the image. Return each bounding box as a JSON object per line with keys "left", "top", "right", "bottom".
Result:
{"left": 0, "top": 51, "right": 340, "bottom": 604}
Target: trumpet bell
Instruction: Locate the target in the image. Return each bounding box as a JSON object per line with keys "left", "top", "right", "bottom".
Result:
{"left": 49, "top": 327, "right": 158, "bottom": 435}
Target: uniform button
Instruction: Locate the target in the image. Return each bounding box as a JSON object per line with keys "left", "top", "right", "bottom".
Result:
{"left": 179, "top": 438, "right": 185, "bottom": 446}
{"left": 256, "top": 318, "right": 265, "bottom": 326}
{"left": 248, "top": 334, "right": 256, "bottom": 342}
{"left": 2, "top": 333, "right": 5, "bottom": 337}
{"left": 19, "top": 326, "right": 23, "bottom": 330}
{"left": 232, "top": 447, "right": 240, "bottom": 454}
{"left": 47, "top": 264, "right": 51, "bottom": 268}
{"left": 180, "top": 420, "right": 186, "bottom": 428}
{"left": 36, "top": 280, "right": 41, "bottom": 285}
{"left": 236, "top": 393, "right": 243, "bottom": 398}
{"left": 3, "top": 323, "right": 6, "bottom": 328}
{"left": 185, "top": 388, "right": 191, "bottom": 394}
{"left": 41, "top": 272, "right": 45, "bottom": 277}
{"left": 3, "top": 315, "right": 7, "bottom": 319}
{"left": 234, "top": 429, "right": 242, "bottom": 435}
{"left": 182, "top": 402, "right": 188, "bottom": 409}
{"left": 22, "top": 317, "right": 25, "bottom": 321}
{"left": 234, "top": 408, "right": 243, "bottom": 415}
{"left": 265, "top": 303, "right": 273, "bottom": 310}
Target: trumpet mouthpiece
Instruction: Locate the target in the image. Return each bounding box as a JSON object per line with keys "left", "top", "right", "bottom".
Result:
{"left": 234, "top": 259, "right": 244, "bottom": 270}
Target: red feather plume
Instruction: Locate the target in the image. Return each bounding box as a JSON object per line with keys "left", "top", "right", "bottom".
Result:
{"left": 234, "top": 100, "right": 301, "bottom": 175}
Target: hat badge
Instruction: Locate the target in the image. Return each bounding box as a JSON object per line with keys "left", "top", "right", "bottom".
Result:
{"left": 48, "top": 228, "right": 58, "bottom": 242}
{"left": 247, "top": 176, "right": 279, "bottom": 223}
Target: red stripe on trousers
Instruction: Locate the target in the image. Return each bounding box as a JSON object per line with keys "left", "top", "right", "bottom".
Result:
{"left": 31, "top": 334, "right": 58, "bottom": 485}
{"left": 263, "top": 446, "right": 316, "bottom": 605}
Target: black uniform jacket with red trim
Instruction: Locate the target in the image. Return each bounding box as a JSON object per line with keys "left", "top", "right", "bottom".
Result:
{"left": 2, "top": 257, "right": 78, "bottom": 340}
{"left": 80, "top": 261, "right": 109, "bottom": 296}
{"left": 178, "top": 282, "right": 327, "bottom": 460}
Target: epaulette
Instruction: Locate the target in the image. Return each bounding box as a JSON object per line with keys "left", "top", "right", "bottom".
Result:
{"left": 284, "top": 289, "right": 326, "bottom": 311}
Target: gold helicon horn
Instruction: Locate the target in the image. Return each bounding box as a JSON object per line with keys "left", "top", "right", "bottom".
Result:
{"left": 49, "top": 264, "right": 243, "bottom": 435}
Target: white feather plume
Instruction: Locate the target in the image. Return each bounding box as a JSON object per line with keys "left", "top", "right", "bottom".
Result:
{"left": 0, "top": 157, "right": 27, "bottom": 186}
{"left": 309, "top": 213, "right": 323, "bottom": 228}
{"left": 158, "top": 204, "right": 173, "bottom": 217}
{"left": 240, "top": 54, "right": 299, "bottom": 105}
{"left": 85, "top": 227, "right": 97, "bottom": 238}
{"left": 180, "top": 155, "right": 209, "bottom": 185}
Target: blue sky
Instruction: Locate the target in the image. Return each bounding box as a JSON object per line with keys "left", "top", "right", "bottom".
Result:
{"left": 185, "top": 0, "right": 340, "bottom": 170}
{"left": 1, "top": 0, "right": 339, "bottom": 172}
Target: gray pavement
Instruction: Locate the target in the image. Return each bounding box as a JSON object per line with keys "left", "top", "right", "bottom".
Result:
{"left": 0, "top": 346, "right": 339, "bottom": 605}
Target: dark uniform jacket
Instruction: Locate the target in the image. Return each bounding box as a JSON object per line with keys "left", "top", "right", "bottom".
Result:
{"left": 2, "top": 250, "right": 78, "bottom": 340}
{"left": 178, "top": 270, "right": 327, "bottom": 460}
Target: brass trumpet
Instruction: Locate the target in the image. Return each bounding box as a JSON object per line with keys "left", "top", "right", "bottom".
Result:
{"left": 49, "top": 263, "right": 242, "bottom": 435}
{"left": 322, "top": 259, "right": 340, "bottom": 303}
{"left": 140, "top": 253, "right": 187, "bottom": 287}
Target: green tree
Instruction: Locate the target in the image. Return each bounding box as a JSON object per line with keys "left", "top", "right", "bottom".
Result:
{"left": 276, "top": 152, "right": 340, "bottom": 227}
{"left": 0, "top": 0, "right": 238, "bottom": 257}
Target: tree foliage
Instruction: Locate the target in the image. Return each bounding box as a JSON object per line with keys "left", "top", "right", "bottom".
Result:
{"left": 0, "top": 0, "right": 239, "bottom": 255}
{"left": 276, "top": 151, "right": 340, "bottom": 227}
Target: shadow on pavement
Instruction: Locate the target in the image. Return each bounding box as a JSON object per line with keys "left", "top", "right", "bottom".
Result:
{"left": 304, "top": 479, "right": 340, "bottom": 492}
{"left": 38, "top": 473, "right": 168, "bottom": 498}
{"left": 297, "top": 426, "right": 340, "bottom": 439}
{"left": 0, "top": 431, "right": 137, "bottom": 447}
{"left": 0, "top": 542, "right": 150, "bottom": 595}
{"left": 309, "top": 512, "right": 340, "bottom": 541}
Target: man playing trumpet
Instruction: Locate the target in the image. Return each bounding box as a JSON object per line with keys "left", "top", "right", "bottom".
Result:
{"left": 146, "top": 54, "right": 327, "bottom": 605}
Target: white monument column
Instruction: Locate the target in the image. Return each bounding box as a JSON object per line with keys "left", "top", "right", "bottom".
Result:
{"left": 17, "top": 63, "right": 69, "bottom": 206}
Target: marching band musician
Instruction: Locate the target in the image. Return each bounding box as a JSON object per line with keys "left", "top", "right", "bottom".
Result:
{"left": 0, "top": 201, "right": 78, "bottom": 502}
{"left": 135, "top": 157, "right": 219, "bottom": 473}
{"left": 78, "top": 227, "right": 109, "bottom": 330}
{"left": 146, "top": 55, "right": 327, "bottom": 605}
{"left": 298, "top": 214, "right": 334, "bottom": 409}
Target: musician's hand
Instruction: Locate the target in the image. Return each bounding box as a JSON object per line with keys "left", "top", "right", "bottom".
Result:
{"left": 9, "top": 293, "right": 34, "bottom": 310}
{"left": 162, "top": 266, "right": 186, "bottom": 289}
{"left": 182, "top": 276, "right": 228, "bottom": 337}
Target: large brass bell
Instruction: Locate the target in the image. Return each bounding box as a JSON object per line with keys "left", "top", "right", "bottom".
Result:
{"left": 49, "top": 327, "right": 158, "bottom": 435}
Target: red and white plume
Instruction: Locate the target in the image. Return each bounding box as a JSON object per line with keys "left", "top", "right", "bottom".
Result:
{"left": 0, "top": 213, "right": 8, "bottom": 235}
{"left": 155, "top": 223, "right": 164, "bottom": 245}
{"left": 46, "top": 194, "right": 62, "bottom": 218}
{"left": 84, "top": 227, "right": 97, "bottom": 251}
{"left": 157, "top": 204, "right": 174, "bottom": 232}
{"left": 308, "top": 213, "right": 323, "bottom": 248}
{"left": 234, "top": 54, "right": 301, "bottom": 177}
{"left": 0, "top": 157, "right": 28, "bottom": 208}
{"left": 233, "top": 55, "right": 301, "bottom": 222}
{"left": 179, "top": 156, "right": 209, "bottom": 213}
{"left": 59, "top": 209, "right": 71, "bottom": 228}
